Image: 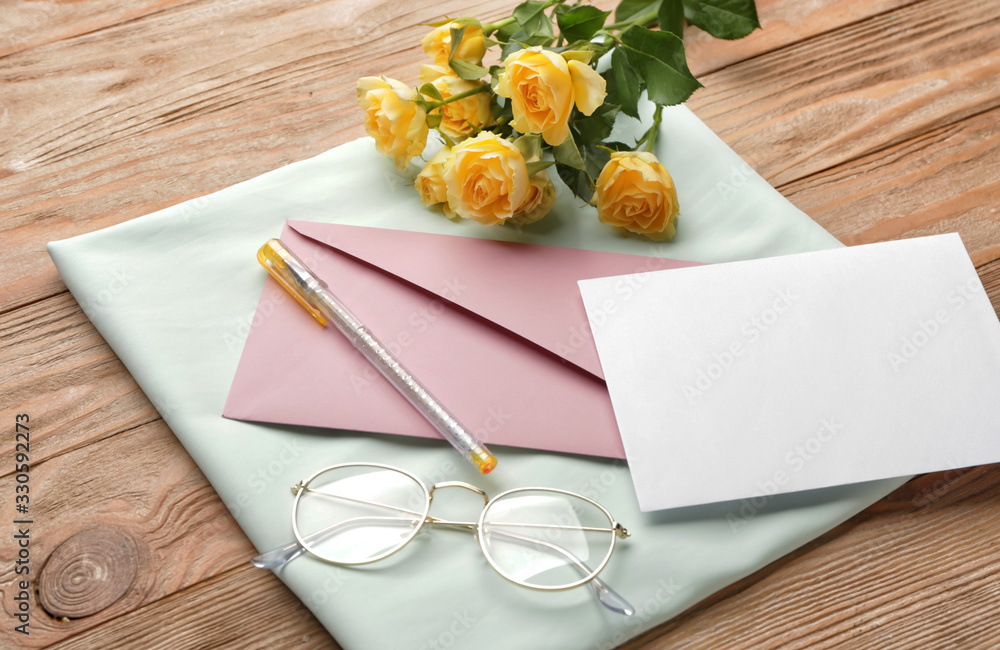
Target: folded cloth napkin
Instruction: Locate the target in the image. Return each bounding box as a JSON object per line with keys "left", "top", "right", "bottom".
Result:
{"left": 48, "top": 104, "right": 907, "bottom": 650}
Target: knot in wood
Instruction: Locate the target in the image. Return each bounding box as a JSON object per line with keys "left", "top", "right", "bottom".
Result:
{"left": 39, "top": 526, "right": 139, "bottom": 618}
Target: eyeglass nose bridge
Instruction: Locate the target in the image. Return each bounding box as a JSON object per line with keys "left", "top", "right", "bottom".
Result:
{"left": 427, "top": 481, "right": 489, "bottom": 505}
{"left": 424, "top": 481, "right": 489, "bottom": 530}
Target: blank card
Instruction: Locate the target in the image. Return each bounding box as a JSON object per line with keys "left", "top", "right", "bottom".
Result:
{"left": 579, "top": 234, "right": 1000, "bottom": 511}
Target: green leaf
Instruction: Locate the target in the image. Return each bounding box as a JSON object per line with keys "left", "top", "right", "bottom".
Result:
{"left": 605, "top": 47, "right": 641, "bottom": 118}
{"left": 491, "top": 94, "right": 513, "bottom": 120}
{"left": 581, "top": 143, "right": 611, "bottom": 185}
{"left": 497, "top": 18, "right": 521, "bottom": 42}
{"left": 448, "top": 26, "right": 468, "bottom": 60}
{"left": 513, "top": 133, "right": 544, "bottom": 161}
{"left": 552, "top": 134, "right": 585, "bottom": 170}
{"left": 446, "top": 26, "right": 490, "bottom": 79}
{"left": 619, "top": 25, "right": 702, "bottom": 105}
{"left": 555, "top": 5, "right": 610, "bottom": 43}
{"left": 556, "top": 142, "right": 611, "bottom": 202}
{"left": 526, "top": 160, "right": 555, "bottom": 176}
{"left": 449, "top": 58, "right": 489, "bottom": 80}
{"left": 556, "top": 164, "right": 593, "bottom": 202}
{"left": 658, "top": 0, "right": 685, "bottom": 37}
{"left": 499, "top": 30, "right": 555, "bottom": 59}
{"left": 682, "top": 0, "right": 759, "bottom": 39}
{"left": 614, "top": 0, "right": 661, "bottom": 24}
{"left": 489, "top": 64, "right": 504, "bottom": 91}
{"left": 418, "top": 83, "right": 444, "bottom": 102}
{"left": 513, "top": 1, "right": 555, "bottom": 40}
{"left": 572, "top": 103, "right": 620, "bottom": 144}
{"left": 426, "top": 112, "right": 442, "bottom": 128}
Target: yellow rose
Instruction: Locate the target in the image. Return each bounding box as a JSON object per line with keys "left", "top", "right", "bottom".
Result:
{"left": 414, "top": 148, "right": 456, "bottom": 218}
{"left": 419, "top": 65, "right": 493, "bottom": 140}
{"left": 357, "top": 76, "right": 428, "bottom": 170}
{"left": 495, "top": 47, "right": 607, "bottom": 146}
{"left": 510, "top": 170, "right": 556, "bottom": 225}
{"left": 421, "top": 22, "right": 486, "bottom": 69}
{"left": 595, "top": 151, "right": 679, "bottom": 241}
{"left": 415, "top": 148, "right": 450, "bottom": 206}
{"left": 443, "top": 132, "right": 529, "bottom": 226}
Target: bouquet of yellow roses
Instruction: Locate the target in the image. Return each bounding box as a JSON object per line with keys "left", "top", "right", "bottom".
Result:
{"left": 357, "top": 0, "right": 759, "bottom": 241}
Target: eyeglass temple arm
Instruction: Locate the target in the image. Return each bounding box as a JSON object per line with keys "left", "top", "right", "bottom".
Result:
{"left": 487, "top": 527, "right": 634, "bottom": 616}
{"left": 252, "top": 521, "right": 634, "bottom": 616}
{"left": 251, "top": 515, "right": 415, "bottom": 570}
{"left": 251, "top": 538, "right": 307, "bottom": 570}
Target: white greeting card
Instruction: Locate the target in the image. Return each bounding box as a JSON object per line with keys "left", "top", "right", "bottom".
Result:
{"left": 579, "top": 234, "right": 1000, "bottom": 511}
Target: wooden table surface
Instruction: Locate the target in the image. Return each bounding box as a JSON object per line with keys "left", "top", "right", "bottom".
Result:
{"left": 2, "top": 0, "right": 999, "bottom": 647}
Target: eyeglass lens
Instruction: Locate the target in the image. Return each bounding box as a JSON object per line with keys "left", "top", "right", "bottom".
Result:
{"left": 294, "top": 465, "right": 428, "bottom": 564}
{"left": 480, "top": 489, "right": 616, "bottom": 589}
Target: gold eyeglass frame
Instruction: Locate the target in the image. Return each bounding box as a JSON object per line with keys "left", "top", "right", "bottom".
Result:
{"left": 289, "top": 462, "right": 631, "bottom": 593}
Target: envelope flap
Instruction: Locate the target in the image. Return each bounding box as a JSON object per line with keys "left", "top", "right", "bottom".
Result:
{"left": 288, "top": 221, "right": 698, "bottom": 379}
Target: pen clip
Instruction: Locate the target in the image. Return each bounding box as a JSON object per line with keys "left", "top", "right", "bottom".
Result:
{"left": 257, "top": 239, "right": 328, "bottom": 326}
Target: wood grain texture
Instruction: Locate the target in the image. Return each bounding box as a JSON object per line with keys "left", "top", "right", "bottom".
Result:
{"left": 0, "top": 421, "right": 252, "bottom": 647}
{"left": 38, "top": 527, "right": 139, "bottom": 619}
{"left": 0, "top": 292, "right": 158, "bottom": 477}
{"left": 1, "top": 0, "right": 1000, "bottom": 648}
{"left": 686, "top": 0, "right": 1000, "bottom": 187}
{"left": 621, "top": 464, "right": 1000, "bottom": 649}
{"left": 0, "top": 0, "right": 199, "bottom": 59}
{"left": 682, "top": 0, "right": 919, "bottom": 76}
{"left": 782, "top": 105, "right": 1000, "bottom": 265}
{"left": 47, "top": 566, "right": 335, "bottom": 650}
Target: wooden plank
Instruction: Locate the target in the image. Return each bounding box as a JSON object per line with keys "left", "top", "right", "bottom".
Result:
{"left": 621, "top": 464, "right": 1000, "bottom": 649}
{"left": 683, "top": 0, "right": 918, "bottom": 76}
{"left": 687, "top": 0, "right": 1000, "bottom": 187}
{"left": 48, "top": 565, "right": 335, "bottom": 650}
{"left": 0, "top": 0, "right": 198, "bottom": 59}
{"left": 782, "top": 105, "right": 1000, "bottom": 266}
{"left": 0, "top": 291, "right": 158, "bottom": 477}
{"left": 0, "top": 420, "right": 252, "bottom": 647}
{"left": 0, "top": 0, "right": 498, "bottom": 313}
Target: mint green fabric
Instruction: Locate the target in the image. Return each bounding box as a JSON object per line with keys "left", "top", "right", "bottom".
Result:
{"left": 48, "top": 105, "right": 907, "bottom": 649}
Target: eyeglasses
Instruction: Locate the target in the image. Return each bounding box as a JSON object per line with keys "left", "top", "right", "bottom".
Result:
{"left": 251, "top": 462, "right": 634, "bottom": 615}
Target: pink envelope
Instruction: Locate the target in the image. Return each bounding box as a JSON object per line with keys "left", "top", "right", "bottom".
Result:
{"left": 223, "top": 221, "right": 698, "bottom": 458}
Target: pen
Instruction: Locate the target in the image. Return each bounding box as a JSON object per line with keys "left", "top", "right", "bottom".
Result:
{"left": 257, "top": 239, "right": 497, "bottom": 474}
